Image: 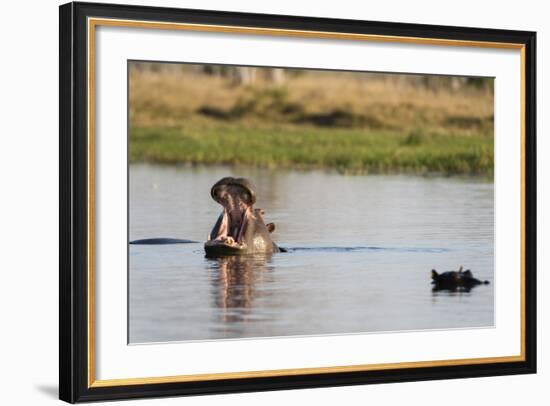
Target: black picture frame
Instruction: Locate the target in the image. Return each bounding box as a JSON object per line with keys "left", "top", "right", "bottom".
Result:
{"left": 59, "top": 1, "right": 536, "bottom": 403}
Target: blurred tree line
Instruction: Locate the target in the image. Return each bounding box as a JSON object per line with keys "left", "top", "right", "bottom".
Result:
{"left": 130, "top": 62, "right": 492, "bottom": 90}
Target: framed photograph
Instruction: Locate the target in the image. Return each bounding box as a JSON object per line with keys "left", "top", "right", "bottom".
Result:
{"left": 59, "top": 1, "right": 536, "bottom": 403}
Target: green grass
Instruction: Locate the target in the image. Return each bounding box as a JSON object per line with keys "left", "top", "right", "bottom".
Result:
{"left": 130, "top": 123, "right": 493, "bottom": 176}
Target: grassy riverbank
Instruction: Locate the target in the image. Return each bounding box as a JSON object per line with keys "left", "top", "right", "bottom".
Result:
{"left": 130, "top": 122, "right": 493, "bottom": 175}
{"left": 129, "top": 64, "right": 494, "bottom": 176}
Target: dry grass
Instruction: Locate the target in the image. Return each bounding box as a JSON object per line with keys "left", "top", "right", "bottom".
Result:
{"left": 129, "top": 64, "right": 494, "bottom": 175}
{"left": 129, "top": 67, "right": 493, "bottom": 134}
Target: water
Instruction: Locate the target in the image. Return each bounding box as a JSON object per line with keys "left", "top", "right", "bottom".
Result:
{"left": 129, "top": 164, "right": 494, "bottom": 344}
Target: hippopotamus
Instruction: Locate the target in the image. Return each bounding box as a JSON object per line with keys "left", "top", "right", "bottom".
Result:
{"left": 205, "top": 177, "right": 280, "bottom": 256}
{"left": 431, "top": 266, "right": 489, "bottom": 292}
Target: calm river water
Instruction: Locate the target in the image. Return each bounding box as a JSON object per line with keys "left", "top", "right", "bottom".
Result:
{"left": 129, "top": 164, "right": 494, "bottom": 344}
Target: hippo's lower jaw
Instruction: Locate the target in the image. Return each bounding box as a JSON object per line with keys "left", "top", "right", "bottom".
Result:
{"left": 204, "top": 238, "right": 248, "bottom": 256}
{"left": 205, "top": 206, "right": 252, "bottom": 256}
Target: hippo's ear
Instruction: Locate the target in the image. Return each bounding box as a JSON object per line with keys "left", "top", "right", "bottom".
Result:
{"left": 431, "top": 270, "right": 438, "bottom": 279}
{"left": 463, "top": 270, "right": 473, "bottom": 277}
{"left": 266, "top": 223, "right": 275, "bottom": 233}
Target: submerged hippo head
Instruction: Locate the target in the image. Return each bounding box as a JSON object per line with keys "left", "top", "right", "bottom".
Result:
{"left": 204, "top": 177, "right": 280, "bottom": 256}
{"left": 431, "top": 266, "right": 490, "bottom": 292}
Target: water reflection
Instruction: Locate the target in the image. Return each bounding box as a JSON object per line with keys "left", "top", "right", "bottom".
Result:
{"left": 432, "top": 285, "right": 477, "bottom": 294}
{"left": 207, "top": 254, "right": 273, "bottom": 324}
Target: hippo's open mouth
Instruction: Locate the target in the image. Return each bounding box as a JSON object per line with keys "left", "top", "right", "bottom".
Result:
{"left": 205, "top": 177, "right": 256, "bottom": 252}
{"left": 205, "top": 177, "right": 280, "bottom": 256}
